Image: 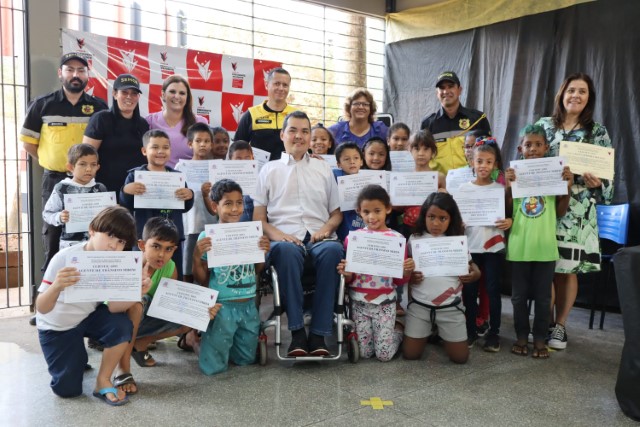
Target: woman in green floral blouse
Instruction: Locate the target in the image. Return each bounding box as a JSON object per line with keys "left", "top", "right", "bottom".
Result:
{"left": 536, "top": 72, "right": 613, "bottom": 351}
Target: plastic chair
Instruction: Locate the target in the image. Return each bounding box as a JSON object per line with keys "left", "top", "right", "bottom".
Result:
{"left": 589, "top": 203, "right": 630, "bottom": 329}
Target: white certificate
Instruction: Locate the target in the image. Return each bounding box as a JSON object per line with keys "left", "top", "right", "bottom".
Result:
{"left": 359, "top": 169, "right": 390, "bottom": 191}
{"left": 452, "top": 187, "right": 505, "bottom": 226}
{"left": 389, "top": 172, "right": 438, "bottom": 206}
{"left": 175, "top": 160, "right": 211, "bottom": 186}
{"left": 411, "top": 235, "right": 469, "bottom": 277}
{"left": 147, "top": 278, "right": 218, "bottom": 332}
{"left": 559, "top": 141, "right": 614, "bottom": 180}
{"left": 337, "top": 171, "right": 386, "bottom": 211}
{"left": 134, "top": 171, "right": 186, "bottom": 210}
{"left": 204, "top": 221, "right": 265, "bottom": 268}
{"left": 389, "top": 151, "right": 415, "bottom": 172}
{"left": 251, "top": 147, "right": 271, "bottom": 172}
{"left": 64, "top": 192, "right": 117, "bottom": 233}
{"left": 446, "top": 167, "right": 475, "bottom": 191}
{"left": 210, "top": 160, "right": 258, "bottom": 198}
{"left": 345, "top": 231, "right": 406, "bottom": 279}
{"left": 63, "top": 251, "right": 142, "bottom": 303}
{"left": 510, "top": 157, "right": 568, "bottom": 198}
{"left": 319, "top": 154, "right": 339, "bottom": 170}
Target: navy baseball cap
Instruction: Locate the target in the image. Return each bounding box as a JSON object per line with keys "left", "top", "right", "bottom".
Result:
{"left": 113, "top": 74, "right": 142, "bottom": 93}
{"left": 60, "top": 52, "right": 89, "bottom": 68}
{"left": 435, "top": 71, "right": 461, "bottom": 87}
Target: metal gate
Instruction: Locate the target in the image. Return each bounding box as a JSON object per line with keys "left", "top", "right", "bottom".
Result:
{"left": 1, "top": 0, "right": 32, "bottom": 311}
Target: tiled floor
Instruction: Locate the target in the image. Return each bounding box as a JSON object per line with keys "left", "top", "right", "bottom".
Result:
{"left": 0, "top": 297, "right": 635, "bottom": 427}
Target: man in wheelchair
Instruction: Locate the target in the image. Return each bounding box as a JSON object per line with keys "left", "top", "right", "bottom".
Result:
{"left": 253, "top": 110, "right": 343, "bottom": 357}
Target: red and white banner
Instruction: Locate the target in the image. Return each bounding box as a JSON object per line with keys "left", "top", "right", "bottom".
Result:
{"left": 62, "top": 29, "right": 282, "bottom": 134}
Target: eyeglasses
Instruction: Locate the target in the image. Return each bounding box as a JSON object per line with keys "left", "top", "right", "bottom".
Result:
{"left": 426, "top": 215, "right": 450, "bottom": 223}
{"left": 351, "top": 102, "right": 371, "bottom": 108}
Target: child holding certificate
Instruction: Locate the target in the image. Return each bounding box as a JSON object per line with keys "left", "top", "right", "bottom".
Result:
{"left": 125, "top": 217, "right": 191, "bottom": 372}
{"left": 505, "top": 125, "right": 572, "bottom": 359}
{"left": 403, "top": 193, "right": 480, "bottom": 364}
{"left": 36, "top": 206, "right": 145, "bottom": 406}
{"left": 43, "top": 144, "right": 108, "bottom": 249}
{"left": 337, "top": 185, "right": 414, "bottom": 362}
{"left": 459, "top": 138, "right": 512, "bottom": 352}
{"left": 176, "top": 123, "right": 217, "bottom": 283}
{"left": 402, "top": 130, "right": 446, "bottom": 236}
{"left": 190, "top": 179, "right": 270, "bottom": 375}
{"left": 227, "top": 140, "right": 256, "bottom": 222}
{"left": 120, "top": 129, "right": 194, "bottom": 279}
{"left": 332, "top": 142, "right": 366, "bottom": 241}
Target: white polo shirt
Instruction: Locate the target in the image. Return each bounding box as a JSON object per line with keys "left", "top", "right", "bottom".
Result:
{"left": 254, "top": 152, "right": 340, "bottom": 240}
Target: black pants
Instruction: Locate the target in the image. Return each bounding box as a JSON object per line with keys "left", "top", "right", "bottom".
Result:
{"left": 41, "top": 170, "right": 66, "bottom": 273}
{"left": 510, "top": 261, "right": 555, "bottom": 342}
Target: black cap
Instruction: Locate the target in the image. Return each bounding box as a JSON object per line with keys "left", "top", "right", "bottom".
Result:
{"left": 60, "top": 52, "right": 89, "bottom": 68}
{"left": 435, "top": 71, "right": 460, "bottom": 87}
{"left": 113, "top": 74, "right": 142, "bottom": 93}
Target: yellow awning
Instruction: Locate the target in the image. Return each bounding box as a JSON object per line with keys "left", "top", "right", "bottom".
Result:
{"left": 386, "top": 0, "right": 595, "bottom": 44}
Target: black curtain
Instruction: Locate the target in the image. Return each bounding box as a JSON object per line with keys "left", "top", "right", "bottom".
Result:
{"left": 384, "top": 0, "right": 640, "bottom": 245}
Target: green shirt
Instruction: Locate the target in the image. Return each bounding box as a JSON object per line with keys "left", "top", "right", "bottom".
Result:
{"left": 507, "top": 195, "right": 559, "bottom": 262}
{"left": 147, "top": 259, "right": 176, "bottom": 297}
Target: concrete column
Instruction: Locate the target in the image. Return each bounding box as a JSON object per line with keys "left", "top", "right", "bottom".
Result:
{"left": 26, "top": 0, "right": 63, "bottom": 296}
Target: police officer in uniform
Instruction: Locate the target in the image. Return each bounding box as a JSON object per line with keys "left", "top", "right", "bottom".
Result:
{"left": 234, "top": 67, "right": 295, "bottom": 161}
{"left": 420, "top": 71, "right": 491, "bottom": 174}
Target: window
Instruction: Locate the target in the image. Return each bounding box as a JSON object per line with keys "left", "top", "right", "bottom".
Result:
{"left": 61, "top": 0, "right": 385, "bottom": 125}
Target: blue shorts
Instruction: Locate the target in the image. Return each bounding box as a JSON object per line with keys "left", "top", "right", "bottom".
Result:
{"left": 137, "top": 294, "right": 184, "bottom": 338}
{"left": 38, "top": 304, "right": 132, "bottom": 398}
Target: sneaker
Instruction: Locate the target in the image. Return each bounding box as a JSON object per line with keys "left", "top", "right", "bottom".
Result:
{"left": 28, "top": 315, "right": 36, "bottom": 326}
{"left": 476, "top": 321, "right": 490, "bottom": 337}
{"left": 483, "top": 333, "right": 501, "bottom": 353}
{"left": 287, "top": 329, "right": 309, "bottom": 357}
{"left": 308, "top": 333, "right": 330, "bottom": 356}
{"left": 548, "top": 324, "right": 567, "bottom": 350}
{"left": 467, "top": 335, "right": 478, "bottom": 349}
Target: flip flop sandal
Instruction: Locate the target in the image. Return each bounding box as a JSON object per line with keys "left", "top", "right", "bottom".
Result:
{"left": 177, "top": 333, "right": 194, "bottom": 352}
{"left": 113, "top": 373, "right": 138, "bottom": 395}
{"left": 131, "top": 349, "right": 156, "bottom": 367}
{"left": 511, "top": 343, "right": 529, "bottom": 356}
{"left": 92, "top": 387, "right": 129, "bottom": 406}
{"left": 532, "top": 346, "right": 550, "bottom": 359}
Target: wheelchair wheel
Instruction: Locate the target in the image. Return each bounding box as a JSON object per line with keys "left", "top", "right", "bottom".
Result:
{"left": 258, "top": 336, "right": 268, "bottom": 366}
{"left": 347, "top": 335, "right": 359, "bottom": 363}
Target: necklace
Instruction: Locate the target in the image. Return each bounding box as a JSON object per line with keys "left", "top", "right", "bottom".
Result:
{"left": 561, "top": 121, "right": 579, "bottom": 140}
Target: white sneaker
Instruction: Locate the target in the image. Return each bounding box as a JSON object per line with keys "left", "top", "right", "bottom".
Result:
{"left": 548, "top": 324, "right": 567, "bottom": 350}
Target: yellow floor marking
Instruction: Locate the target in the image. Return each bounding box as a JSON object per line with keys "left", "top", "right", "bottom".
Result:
{"left": 361, "top": 397, "right": 393, "bottom": 410}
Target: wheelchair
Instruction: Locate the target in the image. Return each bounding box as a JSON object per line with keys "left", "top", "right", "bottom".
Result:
{"left": 257, "top": 264, "right": 359, "bottom": 364}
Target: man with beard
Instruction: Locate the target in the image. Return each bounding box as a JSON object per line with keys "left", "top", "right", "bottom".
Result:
{"left": 20, "top": 52, "right": 107, "bottom": 276}
{"left": 420, "top": 71, "right": 492, "bottom": 174}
